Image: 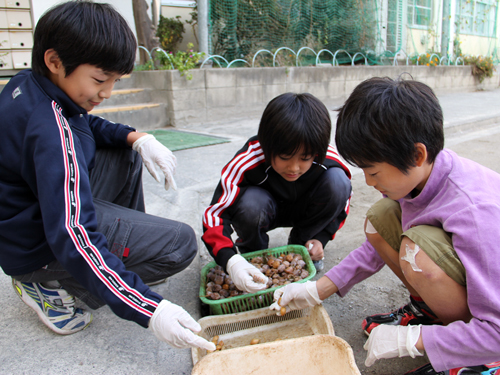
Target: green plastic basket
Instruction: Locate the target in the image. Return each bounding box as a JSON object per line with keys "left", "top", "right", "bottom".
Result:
{"left": 199, "top": 245, "right": 316, "bottom": 315}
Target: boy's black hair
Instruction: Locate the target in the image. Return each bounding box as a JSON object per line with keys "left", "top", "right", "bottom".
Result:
{"left": 32, "top": 0, "right": 137, "bottom": 77}
{"left": 335, "top": 76, "right": 444, "bottom": 173}
{"left": 258, "top": 92, "right": 331, "bottom": 163}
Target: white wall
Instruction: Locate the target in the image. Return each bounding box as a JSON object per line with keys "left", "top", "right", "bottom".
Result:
{"left": 32, "top": 1, "right": 140, "bottom": 62}
{"left": 32, "top": 0, "right": 138, "bottom": 39}
{"left": 404, "top": 0, "right": 500, "bottom": 58}
{"left": 160, "top": 1, "right": 198, "bottom": 51}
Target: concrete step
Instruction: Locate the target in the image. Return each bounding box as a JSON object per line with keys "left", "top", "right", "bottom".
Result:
{"left": 100, "top": 73, "right": 168, "bottom": 129}
{"left": 104, "top": 87, "right": 154, "bottom": 106}
{"left": 91, "top": 102, "right": 160, "bottom": 114}
{"left": 90, "top": 102, "right": 167, "bottom": 130}
{"left": 0, "top": 78, "right": 10, "bottom": 92}
{"left": 0, "top": 73, "right": 167, "bottom": 129}
{"left": 114, "top": 73, "right": 135, "bottom": 89}
{"left": 94, "top": 73, "right": 167, "bottom": 129}
{"left": 112, "top": 88, "right": 143, "bottom": 95}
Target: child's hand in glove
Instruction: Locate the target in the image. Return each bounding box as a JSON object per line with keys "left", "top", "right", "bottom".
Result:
{"left": 133, "top": 134, "right": 177, "bottom": 190}
{"left": 149, "top": 300, "right": 215, "bottom": 351}
{"left": 226, "top": 254, "right": 268, "bottom": 293}
{"left": 364, "top": 324, "right": 424, "bottom": 367}
{"left": 269, "top": 281, "right": 322, "bottom": 315}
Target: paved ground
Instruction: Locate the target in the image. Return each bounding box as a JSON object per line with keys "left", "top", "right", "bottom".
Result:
{"left": 2, "top": 86, "right": 500, "bottom": 374}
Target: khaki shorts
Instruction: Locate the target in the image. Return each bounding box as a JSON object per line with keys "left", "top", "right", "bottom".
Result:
{"left": 366, "top": 198, "right": 466, "bottom": 286}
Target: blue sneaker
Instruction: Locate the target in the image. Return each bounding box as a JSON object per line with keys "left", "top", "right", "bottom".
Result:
{"left": 313, "top": 259, "right": 324, "bottom": 271}
{"left": 12, "top": 279, "right": 92, "bottom": 335}
{"left": 404, "top": 361, "right": 500, "bottom": 375}
{"left": 362, "top": 296, "right": 442, "bottom": 336}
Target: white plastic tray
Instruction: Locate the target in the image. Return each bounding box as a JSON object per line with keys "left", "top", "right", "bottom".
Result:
{"left": 192, "top": 334, "right": 360, "bottom": 375}
{"left": 191, "top": 305, "right": 360, "bottom": 375}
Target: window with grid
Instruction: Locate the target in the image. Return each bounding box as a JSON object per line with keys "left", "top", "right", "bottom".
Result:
{"left": 456, "top": 0, "right": 497, "bottom": 36}
{"left": 408, "top": 0, "right": 432, "bottom": 27}
{"left": 387, "top": 0, "right": 403, "bottom": 52}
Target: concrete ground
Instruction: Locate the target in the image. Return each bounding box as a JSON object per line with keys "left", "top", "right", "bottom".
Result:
{"left": 2, "top": 87, "right": 500, "bottom": 374}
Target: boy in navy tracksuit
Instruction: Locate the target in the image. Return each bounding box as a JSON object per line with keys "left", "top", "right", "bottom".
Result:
{"left": 0, "top": 1, "right": 214, "bottom": 351}
{"left": 202, "top": 92, "right": 352, "bottom": 294}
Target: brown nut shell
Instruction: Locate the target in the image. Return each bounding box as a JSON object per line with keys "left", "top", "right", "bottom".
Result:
{"left": 214, "top": 275, "right": 224, "bottom": 285}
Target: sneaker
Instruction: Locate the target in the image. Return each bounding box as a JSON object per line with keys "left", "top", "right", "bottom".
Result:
{"left": 405, "top": 361, "right": 500, "bottom": 375}
{"left": 313, "top": 259, "right": 324, "bottom": 271}
{"left": 362, "top": 296, "right": 442, "bottom": 335}
{"left": 12, "top": 279, "right": 92, "bottom": 335}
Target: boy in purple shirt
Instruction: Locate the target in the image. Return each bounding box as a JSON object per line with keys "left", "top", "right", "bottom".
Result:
{"left": 269, "top": 77, "right": 500, "bottom": 374}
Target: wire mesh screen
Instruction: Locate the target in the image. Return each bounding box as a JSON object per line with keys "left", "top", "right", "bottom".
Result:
{"left": 208, "top": 0, "right": 379, "bottom": 64}
{"left": 206, "top": 0, "right": 500, "bottom": 66}
{"left": 204, "top": 308, "right": 310, "bottom": 337}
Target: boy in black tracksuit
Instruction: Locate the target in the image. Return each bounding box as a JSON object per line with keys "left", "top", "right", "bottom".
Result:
{"left": 0, "top": 1, "right": 214, "bottom": 351}
{"left": 202, "top": 92, "right": 352, "bottom": 294}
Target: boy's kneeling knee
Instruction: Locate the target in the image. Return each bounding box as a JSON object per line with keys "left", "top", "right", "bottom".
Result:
{"left": 176, "top": 223, "right": 198, "bottom": 262}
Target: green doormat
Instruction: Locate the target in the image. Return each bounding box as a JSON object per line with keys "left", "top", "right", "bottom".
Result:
{"left": 146, "top": 129, "right": 229, "bottom": 151}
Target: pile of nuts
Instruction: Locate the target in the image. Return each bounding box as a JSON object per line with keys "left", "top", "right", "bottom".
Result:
{"left": 208, "top": 336, "right": 262, "bottom": 353}
{"left": 205, "top": 266, "right": 240, "bottom": 300}
{"left": 209, "top": 335, "right": 224, "bottom": 352}
{"left": 205, "top": 252, "right": 309, "bottom": 300}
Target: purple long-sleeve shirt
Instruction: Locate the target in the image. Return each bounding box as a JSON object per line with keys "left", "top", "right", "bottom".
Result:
{"left": 326, "top": 149, "right": 500, "bottom": 371}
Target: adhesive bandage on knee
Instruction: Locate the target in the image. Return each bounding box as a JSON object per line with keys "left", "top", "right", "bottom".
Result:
{"left": 401, "top": 244, "right": 423, "bottom": 272}
{"left": 365, "top": 219, "right": 378, "bottom": 234}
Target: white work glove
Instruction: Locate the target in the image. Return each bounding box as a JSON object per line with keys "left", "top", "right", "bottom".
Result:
{"left": 269, "top": 281, "right": 322, "bottom": 315}
{"left": 149, "top": 300, "right": 215, "bottom": 351}
{"left": 132, "top": 134, "right": 177, "bottom": 190}
{"left": 226, "top": 254, "right": 269, "bottom": 293}
{"left": 364, "top": 324, "right": 424, "bottom": 367}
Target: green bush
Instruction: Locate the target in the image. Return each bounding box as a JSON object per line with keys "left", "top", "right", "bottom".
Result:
{"left": 464, "top": 55, "right": 496, "bottom": 83}
{"left": 134, "top": 59, "right": 155, "bottom": 71}
{"left": 134, "top": 43, "right": 205, "bottom": 80}
{"left": 408, "top": 51, "right": 496, "bottom": 83}
{"left": 409, "top": 52, "right": 441, "bottom": 66}
{"left": 156, "top": 15, "right": 185, "bottom": 52}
